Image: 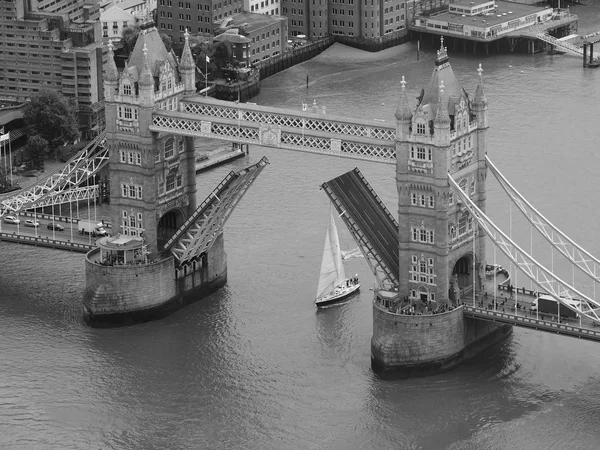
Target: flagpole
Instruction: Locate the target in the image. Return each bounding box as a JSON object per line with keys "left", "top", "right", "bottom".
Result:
{"left": 9, "top": 137, "right": 12, "bottom": 186}
{"left": 205, "top": 55, "right": 208, "bottom": 96}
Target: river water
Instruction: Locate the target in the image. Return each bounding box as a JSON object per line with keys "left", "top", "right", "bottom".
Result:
{"left": 3, "top": 5, "right": 600, "bottom": 448}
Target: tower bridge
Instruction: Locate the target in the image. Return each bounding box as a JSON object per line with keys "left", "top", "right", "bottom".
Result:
{"left": 2, "top": 28, "right": 600, "bottom": 376}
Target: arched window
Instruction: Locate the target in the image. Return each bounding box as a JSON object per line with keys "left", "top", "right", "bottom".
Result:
{"left": 458, "top": 212, "right": 469, "bottom": 236}
{"left": 177, "top": 139, "right": 184, "bottom": 153}
{"left": 164, "top": 138, "right": 174, "bottom": 158}
{"left": 459, "top": 178, "right": 468, "bottom": 193}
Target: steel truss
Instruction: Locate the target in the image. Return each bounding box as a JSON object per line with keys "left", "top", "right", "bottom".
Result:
{"left": 181, "top": 99, "right": 396, "bottom": 141}
{"left": 487, "top": 156, "right": 600, "bottom": 286}
{"left": 165, "top": 157, "right": 269, "bottom": 266}
{"left": 321, "top": 169, "right": 399, "bottom": 290}
{"left": 449, "top": 173, "right": 600, "bottom": 324}
{"left": 151, "top": 107, "right": 396, "bottom": 164}
{"left": 30, "top": 186, "right": 99, "bottom": 209}
{"left": 0, "top": 132, "right": 108, "bottom": 214}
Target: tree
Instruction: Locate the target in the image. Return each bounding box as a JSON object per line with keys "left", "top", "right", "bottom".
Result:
{"left": 160, "top": 33, "right": 173, "bottom": 52}
{"left": 23, "top": 90, "right": 80, "bottom": 153}
{"left": 25, "top": 135, "right": 49, "bottom": 170}
{"left": 212, "top": 41, "right": 233, "bottom": 70}
{"left": 121, "top": 24, "right": 141, "bottom": 55}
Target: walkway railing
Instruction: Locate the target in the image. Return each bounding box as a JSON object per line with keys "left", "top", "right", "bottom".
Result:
{"left": 463, "top": 306, "right": 600, "bottom": 342}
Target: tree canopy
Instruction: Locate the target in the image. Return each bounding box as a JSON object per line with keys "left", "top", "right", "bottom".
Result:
{"left": 24, "top": 135, "right": 49, "bottom": 170}
{"left": 191, "top": 41, "right": 233, "bottom": 78}
{"left": 23, "top": 90, "right": 80, "bottom": 152}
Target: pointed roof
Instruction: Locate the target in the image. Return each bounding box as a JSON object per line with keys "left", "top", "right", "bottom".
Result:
{"left": 179, "top": 29, "right": 195, "bottom": 70}
{"left": 104, "top": 40, "right": 119, "bottom": 82}
{"left": 139, "top": 44, "right": 154, "bottom": 87}
{"left": 395, "top": 76, "right": 412, "bottom": 121}
{"left": 420, "top": 37, "right": 463, "bottom": 120}
{"left": 473, "top": 63, "right": 487, "bottom": 105}
{"left": 125, "top": 27, "right": 178, "bottom": 83}
{"left": 434, "top": 81, "right": 450, "bottom": 126}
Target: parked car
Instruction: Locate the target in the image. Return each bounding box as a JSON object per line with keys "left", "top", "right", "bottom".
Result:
{"left": 3, "top": 215, "right": 20, "bottom": 224}
{"left": 24, "top": 219, "right": 40, "bottom": 227}
{"left": 47, "top": 223, "right": 65, "bottom": 231}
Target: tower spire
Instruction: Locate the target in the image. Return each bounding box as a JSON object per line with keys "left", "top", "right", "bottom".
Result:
{"left": 473, "top": 63, "right": 487, "bottom": 104}
{"left": 105, "top": 39, "right": 119, "bottom": 82}
{"left": 180, "top": 29, "right": 195, "bottom": 70}
{"left": 435, "top": 36, "right": 449, "bottom": 66}
{"left": 434, "top": 80, "right": 450, "bottom": 125}
{"left": 395, "top": 76, "right": 412, "bottom": 121}
{"left": 139, "top": 43, "right": 154, "bottom": 87}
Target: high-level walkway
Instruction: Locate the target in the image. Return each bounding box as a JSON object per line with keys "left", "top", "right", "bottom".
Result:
{"left": 321, "top": 168, "right": 399, "bottom": 289}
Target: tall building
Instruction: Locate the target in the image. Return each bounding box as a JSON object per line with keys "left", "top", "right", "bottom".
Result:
{"left": 0, "top": 0, "right": 106, "bottom": 135}
{"left": 395, "top": 39, "right": 488, "bottom": 305}
{"left": 157, "top": 0, "right": 244, "bottom": 47}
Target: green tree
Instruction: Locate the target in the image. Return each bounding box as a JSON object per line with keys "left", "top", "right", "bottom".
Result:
{"left": 160, "top": 33, "right": 173, "bottom": 52}
{"left": 23, "top": 91, "right": 80, "bottom": 154}
{"left": 25, "top": 135, "right": 49, "bottom": 170}
{"left": 121, "top": 24, "right": 141, "bottom": 55}
{"left": 212, "top": 41, "right": 233, "bottom": 70}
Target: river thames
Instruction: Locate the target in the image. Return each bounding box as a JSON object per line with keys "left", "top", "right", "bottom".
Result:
{"left": 3, "top": 4, "right": 600, "bottom": 449}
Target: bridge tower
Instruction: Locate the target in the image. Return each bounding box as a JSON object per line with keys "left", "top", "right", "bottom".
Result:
{"left": 83, "top": 28, "right": 229, "bottom": 326}
{"left": 103, "top": 28, "right": 198, "bottom": 254}
{"left": 395, "top": 38, "right": 488, "bottom": 307}
{"left": 371, "top": 39, "right": 511, "bottom": 378}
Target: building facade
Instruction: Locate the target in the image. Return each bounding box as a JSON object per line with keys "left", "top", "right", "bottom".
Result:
{"left": 395, "top": 40, "right": 488, "bottom": 304}
{"left": 101, "top": 4, "right": 136, "bottom": 41}
{"left": 157, "top": 0, "right": 244, "bottom": 46}
{"left": 224, "top": 12, "right": 287, "bottom": 64}
{"left": 0, "top": 0, "right": 105, "bottom": 134}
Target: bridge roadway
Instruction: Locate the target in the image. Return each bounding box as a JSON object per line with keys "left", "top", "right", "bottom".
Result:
{"left": 322, "top": 168, "right": 399, "bottom": 286}
{"left": 463, "top": 305, "right": 600, "bottom": 342}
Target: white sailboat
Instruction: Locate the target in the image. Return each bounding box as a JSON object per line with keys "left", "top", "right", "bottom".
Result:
{"left": 315, "top": 207, "right": 360, "bottom": 308}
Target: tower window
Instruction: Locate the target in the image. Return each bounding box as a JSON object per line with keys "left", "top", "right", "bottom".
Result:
{"left": 416, "top": 123, "right": 426, "bottom": 135}
{"left": 164, "top": 138, "right": 174, "bottom": 158}
{"left": 123, "top": 83, "right": 131, "bottom": 95}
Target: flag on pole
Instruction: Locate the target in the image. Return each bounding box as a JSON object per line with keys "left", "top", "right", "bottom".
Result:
{"left": 206, "top": 55, "right": 210, "bottom": 63}
{"left": 0, "top": 132, "right": 9, "bottom": 142}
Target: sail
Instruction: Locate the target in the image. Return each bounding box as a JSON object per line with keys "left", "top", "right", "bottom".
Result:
{"left": 316, "top": 208, "right": 347, "bottom": 299}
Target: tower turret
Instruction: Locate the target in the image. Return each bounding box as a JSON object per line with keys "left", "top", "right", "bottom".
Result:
{"left": 179, "top": 30, "right": 196, "bottom": 95}
{"left": 472, "top": 64, "right": 488, "bottom": 129}
{"left": 104, "top": 40, "right": 119, "bottom": 103}
{"left": 395, "top": 76, "right": 412, "bottom": 139}
{"left": 139, "top": 44, "right": 154, "bottom": 107}
{"left": 433, "top": 81, "right": 450, "bottom": 146}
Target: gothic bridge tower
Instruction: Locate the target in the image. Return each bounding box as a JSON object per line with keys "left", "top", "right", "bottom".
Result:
{"left": 103, "top": 28, "right": 198, "bottom": 255}
{"left": 83, "top": 28, "right": 230, "bottom": 326}
{"left": 370, "top": 39, "right": 511, "bottom": 378}
{"left": 395, "top": 38, "right": 489, "bottom": 307}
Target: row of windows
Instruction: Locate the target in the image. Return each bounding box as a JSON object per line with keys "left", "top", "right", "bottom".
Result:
{"left": 121, "top": 183, "right": 143, "bottom": 199}
{"left": 411, "top": 226, "right": 434, "bottom": 244}
{"left": 452, "top": 136, "right": 472, "bottom": 155}
{"left": 410, "top": 255, "right": 436, "bottom": 285}
{"left": 117, "top": 106, "right": 138, "bottom": 121}
{"left": 119, "top": 150, "right": 142, "bottom": 166}
{"left": 121, "top": 211, "right": 144, "bottom": 237}
{"left": 158, "top": 172, "right": 184, "bottom": 195}
{"left": 449, "top": 177, "right": 476, "bottom": 206}
{"left": 411, "top": 193, "right": 434, "bottom": 208}
{"left": 164, "top": 138, "right": 185, "bottom": 159}
{"left": 410, "top": 146, "right": 432, "bottom": 161}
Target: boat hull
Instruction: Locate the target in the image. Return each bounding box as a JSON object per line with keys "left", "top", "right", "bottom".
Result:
{"left": 315, "top": 283, "right": 360, "bottom": 307}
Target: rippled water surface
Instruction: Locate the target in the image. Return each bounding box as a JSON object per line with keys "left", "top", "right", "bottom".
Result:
{"left": 4, "top": 5, "right": 600, "bottom": 448}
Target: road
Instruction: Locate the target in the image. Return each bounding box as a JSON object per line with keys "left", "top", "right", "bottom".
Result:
{"left": 0, "top": 217, "right": 100, "bottom": 245}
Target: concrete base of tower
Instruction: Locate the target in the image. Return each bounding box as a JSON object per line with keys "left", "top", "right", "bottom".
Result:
{"left": 82, "top": 233, "right": 228, "bottom": 327}
{"left": 371, "top": 299, "right": 512, "bottom": 379}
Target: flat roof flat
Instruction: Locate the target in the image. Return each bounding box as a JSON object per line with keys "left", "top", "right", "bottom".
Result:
{"left": 452, "top": 0, "right": 493, "bottom": 7}
{"left": 430, "top": 0, "right": 550, "bottom": 28}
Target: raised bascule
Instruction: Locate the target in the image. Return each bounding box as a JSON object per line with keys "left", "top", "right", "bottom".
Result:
{"left": 3, "top": 30, "right": 600, "bottom": 376}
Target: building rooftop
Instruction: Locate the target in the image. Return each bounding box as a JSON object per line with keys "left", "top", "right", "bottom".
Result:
{"left": 431, "top": 1, "right": 550, "bottom": 28}
{"left": 452, "top": 0, "right": 493, "bottom": 7}
{"left": 230, "top": 12, "right": 286, "bottom": 33}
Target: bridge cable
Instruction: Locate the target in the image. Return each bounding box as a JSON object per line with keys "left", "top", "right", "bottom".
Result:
{"left": 486, "top": 155, "right": 600, "bottom": 288}
{"left": 449, "top": 172, "right": 600, "bottom": 324}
